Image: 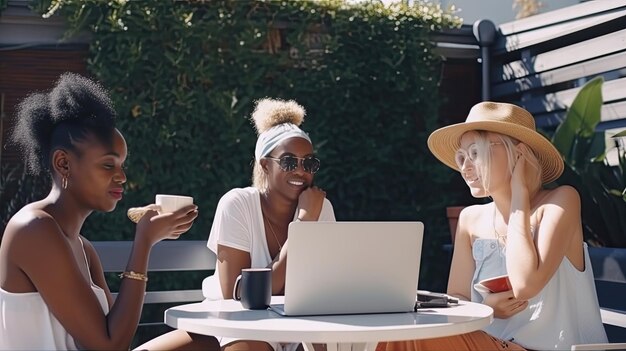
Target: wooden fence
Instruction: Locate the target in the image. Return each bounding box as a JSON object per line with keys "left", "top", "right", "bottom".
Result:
{"left": 487, "top": 0, "right": 626, "bottom": 133}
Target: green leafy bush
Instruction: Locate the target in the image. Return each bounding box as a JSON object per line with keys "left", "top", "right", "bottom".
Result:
{"left": 551, "top": 76, "right": 626, "bottom": 247}
{"left": 24, "top": 0, "right": 460, "bottom": 244}
{"left": 0, "top": 166, "right": 49, "bottom": 235}
{"left": 1, "top": 0, "right": 463, "bottom": 312}
{"left": 2, "top": 1, "right": 464, "bottom": 344}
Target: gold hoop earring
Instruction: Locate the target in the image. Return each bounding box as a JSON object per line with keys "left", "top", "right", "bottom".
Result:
{"left": 62, "top": 175, "right": 68, "bottom": 190}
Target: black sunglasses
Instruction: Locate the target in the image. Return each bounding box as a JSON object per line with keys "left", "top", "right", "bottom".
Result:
{"left": 265, "top": 155, "right": 321, "bottom": 174}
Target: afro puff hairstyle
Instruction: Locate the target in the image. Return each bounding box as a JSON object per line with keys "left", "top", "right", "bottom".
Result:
{"left": 250, "top": 98, "right": 309, "bottom": 193}
{"left": 251, "top": 98, "right": 306, "bottom": 134}
{"left": 10, "top": 73, "right": 117, "bottom": 176}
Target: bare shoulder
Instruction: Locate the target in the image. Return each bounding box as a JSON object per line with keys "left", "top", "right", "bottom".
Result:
{"left": 3, "top": 207, "right": 69, "bottom": 266}
{"left": 535, "top": 186, "right": 582, "bottom": 238}
{"left": 541, "top": 185, "right": 581, "bottom": 208}
{"left": 459, "top": 203, "right": 491, "bottom": 223}
{"left": 456, "top": 203, "right": 493, "bottom": 240}
{"left": 5, "top": 206, "right": 61, "bottom": 242}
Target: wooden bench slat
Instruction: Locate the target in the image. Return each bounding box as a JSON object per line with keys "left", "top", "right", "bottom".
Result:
{"left": 498, "top": 0, "right": 626, "bottom": 36}
{"left": 492, "top": 51, "right": 626, "bottom": 98}
{"left": 493, "top": 28, "right": 626, "bottom": 83}
{"left": 144, "top": 290, "right": 205, "bottom": 304}
{"left": 94, "top": 240, "right": 214, "bottom": 308}
{"left": 602, "top": 308, "right": 626, "bottom": 329}
{"left": 111, "top": 289, "right": 206, "bottom": 305}
{"left": 513, "top": 77, "right": 626, "bottom": 115}
{"left": 494, "top": 8, "right": 626, "bottom": 55}
{"left": 535, "top": 101, "right": 626, "bottom": 129}
{"left": 95, "top": 240, "right": 216, "bottom": 272}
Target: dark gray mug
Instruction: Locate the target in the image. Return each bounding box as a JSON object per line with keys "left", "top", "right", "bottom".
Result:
{"left": 233, "top": 268, "right": 272, "bottom": 310}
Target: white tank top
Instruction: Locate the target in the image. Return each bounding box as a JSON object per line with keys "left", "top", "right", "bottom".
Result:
{"left": 471, "top": 240, "right": 608, "bottom": 349}
{"left": 0, "top": 239, "right": 110, "bottom": 350}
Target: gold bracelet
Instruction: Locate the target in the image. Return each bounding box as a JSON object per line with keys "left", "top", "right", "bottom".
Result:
{"left": 119, "top": 271, "right": 148, "bottom": 282}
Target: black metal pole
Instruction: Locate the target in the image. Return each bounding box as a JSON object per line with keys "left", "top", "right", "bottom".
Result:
{"left": 473, "top": 19, "right": 497, "bottom": 101}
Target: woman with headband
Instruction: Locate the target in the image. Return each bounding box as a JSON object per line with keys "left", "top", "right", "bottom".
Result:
{"left": 377, "top": 102, "right": 607, "bottom": 350}
{"left": 202, "top": 98, "right": 335, "bottom": 351}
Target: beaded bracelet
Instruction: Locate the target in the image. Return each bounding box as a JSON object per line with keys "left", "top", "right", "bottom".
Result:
{"left": 119, "top": 271, "right": 148, "bottom": 282}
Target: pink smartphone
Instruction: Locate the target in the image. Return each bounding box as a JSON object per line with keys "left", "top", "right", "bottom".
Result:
{"left": 479, "top": 275, "right": 512, "bottom": 293}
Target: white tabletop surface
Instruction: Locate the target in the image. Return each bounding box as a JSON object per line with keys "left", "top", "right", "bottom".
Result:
{"left": 165, "top": 296, "right": 493, "bottom": 344}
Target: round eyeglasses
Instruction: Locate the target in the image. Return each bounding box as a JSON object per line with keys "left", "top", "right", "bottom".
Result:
{"left": 265, "top": 155, "right": 321, "bottom": 174}
{"left": 455, "top": 142, "right": 502, "bottom": 168}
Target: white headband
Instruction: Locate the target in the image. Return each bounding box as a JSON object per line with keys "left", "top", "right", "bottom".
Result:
{"left": 254, "top": 123, "right": 311, "bottom": 161}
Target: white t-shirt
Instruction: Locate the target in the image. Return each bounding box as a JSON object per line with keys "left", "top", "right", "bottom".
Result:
{"left": 203, "top": 186, "right": 336, "bottom": 300}
{"left": 202, "top": 187, "right": 335, "bottom": 350}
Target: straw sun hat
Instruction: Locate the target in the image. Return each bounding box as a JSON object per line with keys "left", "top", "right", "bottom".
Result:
{"left": 427, "top": 101, "right": 564, "bottom": 184}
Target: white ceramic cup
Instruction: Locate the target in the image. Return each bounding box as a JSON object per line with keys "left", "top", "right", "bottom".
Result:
{"left": 155, "top": 194, "right": 194, "bottom": 214}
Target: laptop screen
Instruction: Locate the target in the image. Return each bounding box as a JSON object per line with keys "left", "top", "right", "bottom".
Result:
{"left": 277, "top": 221, "right": 423, "bottom": 316}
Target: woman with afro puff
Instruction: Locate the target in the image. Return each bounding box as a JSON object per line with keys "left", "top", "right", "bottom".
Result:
{"left": 0, "top": 73, "right": 218, "bottom": 350}
{"left": 202, "top": 98, "right": 335, "bottom": 351}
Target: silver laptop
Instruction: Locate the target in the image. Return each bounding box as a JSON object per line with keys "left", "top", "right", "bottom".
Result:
{"left": 271, "top": 221, "right": 423, "bottom": 316}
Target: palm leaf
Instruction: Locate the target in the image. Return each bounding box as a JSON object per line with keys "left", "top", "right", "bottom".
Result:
{"left": 552, "top": 76, "right": 604, "bottom": 169}
{"left": 612, "top": 130, "right": 626, "bottom": 138}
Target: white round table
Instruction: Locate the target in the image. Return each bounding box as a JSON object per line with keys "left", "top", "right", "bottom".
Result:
{"left": 165, "top": 296, "right": 493, "bottom": 351}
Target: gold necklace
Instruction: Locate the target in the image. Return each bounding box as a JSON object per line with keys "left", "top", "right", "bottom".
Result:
{"left": 493, "top": 205, "right": 507, "bottom": 247}
{"left": 493, "top": 204, "right": 537, "bottom": 246}
{"left": 263, "top": 212, "right": 283, "bottom": 252}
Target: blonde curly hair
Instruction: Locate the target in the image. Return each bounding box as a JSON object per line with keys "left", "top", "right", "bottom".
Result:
{"left": 251, "top": 98, "right": 307, "bottom": 193}
{"left": 251, "top": 98, "right": 305, "bottom": 134}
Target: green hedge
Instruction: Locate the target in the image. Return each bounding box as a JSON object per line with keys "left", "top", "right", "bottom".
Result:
{"left": 18, "top": 0, "right": 461, "bottom": 287}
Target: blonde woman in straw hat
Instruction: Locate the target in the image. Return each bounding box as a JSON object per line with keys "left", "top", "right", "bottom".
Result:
{"left": 202, "top": 98, "right": 335, "bottom": 351}
{"left": 377, "top": 102, "right": 607, "bottom": 350}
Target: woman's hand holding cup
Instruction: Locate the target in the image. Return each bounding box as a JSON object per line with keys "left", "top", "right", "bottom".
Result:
{"left": 482, "top": 290, "right": 528, "bottom": 319}
{"left": 134, "top": 195, "right": 197, "bottom": 246}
